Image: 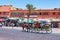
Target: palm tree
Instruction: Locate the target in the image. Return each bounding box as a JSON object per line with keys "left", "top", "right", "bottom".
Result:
{"left": 26, "top": 4, "right": 36, "bottom": 23}
{"left": 26, "top": 4, "right": 36, "bottom": 32}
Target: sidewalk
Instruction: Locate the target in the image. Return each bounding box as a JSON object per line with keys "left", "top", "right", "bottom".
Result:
{"left": 52, "top": 28, "right": 60, "bottom": 33}
{"left": 1, "top": 26, "right": 60, "bottom": 33}
{"left": 2, "top": 26, "right": 22, "bottom": 30}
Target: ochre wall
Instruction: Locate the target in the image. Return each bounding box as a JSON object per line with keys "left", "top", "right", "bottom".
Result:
{"left": 8, "top": 10, "right": 60, "bottom": 19}
{"left": 0, "top": 5, "right": 60, "bottom": 19}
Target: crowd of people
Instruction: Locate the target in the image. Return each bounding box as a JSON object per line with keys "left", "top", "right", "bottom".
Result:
{"left": 0, "top": 19, "right": 51, "bottom": 32}
{"left": 22, "top": 22, "right": 51, "bottom": 32}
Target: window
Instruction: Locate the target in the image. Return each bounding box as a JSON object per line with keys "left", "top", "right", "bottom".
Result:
{"left": 42, "top": 12, "right": 49, "bottom": 15}
{"left": 53, "top": 12, "right": 56, "bottom": 15}
{"left": 39, "top": 12, "right": 42, "bottom": 15}
{"left": 3, "top": 12, "right": 6, "bottom": 14}
{"left": 30, "top": 12, "right": 38, "bottom": 15}
{"left": 0, "top": 12, "right": 1, "bottom": 14}
{"left": 0, "top": 16, "right": 8, "bottom": 19}
{"left": 11, "top": 12, "right": 19, "bottom": 16}
{"left": 21, "top": 12, "right": 24, "bottom": 16}
{"left": 58, "top": 12, "right": 60, "bottom": 15}
{"left": 2, "top": 12, "right": 9, "bottom": 15}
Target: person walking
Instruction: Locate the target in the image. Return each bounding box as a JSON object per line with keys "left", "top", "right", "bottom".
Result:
{"left": 0, "top": 23, "right": 3, "bottom": 27}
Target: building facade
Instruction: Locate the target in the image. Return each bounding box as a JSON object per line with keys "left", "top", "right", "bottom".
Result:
{"left": 0, "top": 5, "right": 60, "bottom": 22}
{"left": 0, "top": 5, "right": 60, "bottom": 28}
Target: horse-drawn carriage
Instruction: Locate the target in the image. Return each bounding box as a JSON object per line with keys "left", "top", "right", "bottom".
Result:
{"left": 22, "top": 22, "right": 52, "bottom": 33}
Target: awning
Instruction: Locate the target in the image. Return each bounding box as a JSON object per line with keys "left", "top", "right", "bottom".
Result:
{"left": 8, "top": 18, "right": 19, "bottom": 20}
{"left": 18, "top": 19, "right": 34, "bottom": 23}
{"left": 38, "top": 20, "right": 48, "bottom": 24}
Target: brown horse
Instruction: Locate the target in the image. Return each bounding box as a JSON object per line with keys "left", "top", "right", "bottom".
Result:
{"left": 22, "top": 22, "right": 30, "bottom": 32}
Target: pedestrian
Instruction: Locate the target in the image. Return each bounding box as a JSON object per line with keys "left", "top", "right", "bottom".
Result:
{"left": 0, "top": 23, "right": 2, "bottom": 27}
{"left": 22, "top": 22, "right": 26, "bottom": 31}
{"left": 34, "top": 22, "right": 38, "bottom": 31}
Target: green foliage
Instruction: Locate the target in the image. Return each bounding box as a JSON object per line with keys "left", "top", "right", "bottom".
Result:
{"left": 45, "top": 26, "right": 49, "bottom": 31}
{"left": 26, "top": 4, "right": 36, "bottom": 23}
{"left": 26, "top": 4, "right": 36, "bottom": 11}
{"left": 41, "top": 25, "right": 49, "bottom": 31}
{"left": 41, "top": 26, "right": 45, "bottom": 30}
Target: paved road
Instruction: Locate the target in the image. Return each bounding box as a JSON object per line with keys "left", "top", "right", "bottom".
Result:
{"left": 0, "top": 28, "right": 60, "bottom": 40}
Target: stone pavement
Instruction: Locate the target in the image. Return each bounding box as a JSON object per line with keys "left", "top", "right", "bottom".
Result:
{"left": 0, "top": 27, "right": 60, "bottom": 40}
{"left": 52, "top": 28, "right": 60, "bottom": 33}
{"left": 1, "top": 26, "right": 60, "bottom": 33}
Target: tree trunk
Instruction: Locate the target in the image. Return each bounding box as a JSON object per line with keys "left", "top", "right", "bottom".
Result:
{"left": 27, "top": 14, "right": 30, "bottom": 32}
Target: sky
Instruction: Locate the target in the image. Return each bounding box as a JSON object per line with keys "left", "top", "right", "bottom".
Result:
{"left": 0, "top": 0, "right": 60, "bottom": 9}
